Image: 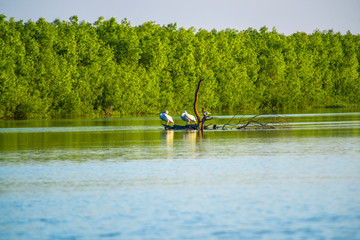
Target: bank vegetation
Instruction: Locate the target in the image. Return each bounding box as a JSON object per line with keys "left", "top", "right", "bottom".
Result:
{"left": 1, "top": 15, "right": 359, "bottom": 119}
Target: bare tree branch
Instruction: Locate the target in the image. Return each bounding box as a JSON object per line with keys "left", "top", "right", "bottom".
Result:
{"left": 163, "top": 79, "right": 288, "bottom": 131}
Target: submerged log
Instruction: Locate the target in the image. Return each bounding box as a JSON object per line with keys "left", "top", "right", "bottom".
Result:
{"left": 162, "top": 124, "right": 197, "bottom": 130}
{"left": 162, "top": 124, "right": 211, "bottom": 130}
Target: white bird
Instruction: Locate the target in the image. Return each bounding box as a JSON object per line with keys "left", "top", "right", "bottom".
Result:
{"left": 159, "top": 110, "right": 174, "bottom": 125}
{"left": 180, "top": 111, "right": 196, "bottom": 125}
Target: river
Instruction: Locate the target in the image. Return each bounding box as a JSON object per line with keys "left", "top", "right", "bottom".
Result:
{"left": 1, "top": 109, "right": 360, "bottom": 239}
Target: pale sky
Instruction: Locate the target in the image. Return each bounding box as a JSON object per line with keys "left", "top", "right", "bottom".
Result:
{"left": 1, "top": 0, "right": 359, "bottom": 35}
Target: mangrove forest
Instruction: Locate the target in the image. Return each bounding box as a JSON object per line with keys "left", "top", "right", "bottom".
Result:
{"left": 1, "top": 15, "right": 360, "bottom": 119}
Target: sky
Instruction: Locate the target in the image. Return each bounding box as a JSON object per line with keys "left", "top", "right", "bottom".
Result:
{"left": 1, "top": 0, "right": 359, "bottom": 35}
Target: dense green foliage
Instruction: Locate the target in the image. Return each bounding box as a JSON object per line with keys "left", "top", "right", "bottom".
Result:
{"left": 1, "top": 15, "right": 359, "bottom": 119}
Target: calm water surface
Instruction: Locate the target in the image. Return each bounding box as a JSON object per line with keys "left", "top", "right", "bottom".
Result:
{"left": 1, "top": 110, "right": 360, "bottom": 239}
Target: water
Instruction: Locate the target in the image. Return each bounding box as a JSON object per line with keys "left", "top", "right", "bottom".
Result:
{"left": 1, "top": 110, "right": 360, "bottom": 239}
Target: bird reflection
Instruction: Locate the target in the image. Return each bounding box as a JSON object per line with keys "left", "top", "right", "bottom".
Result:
{"left": 183, "top": 130, "right": 197, "bottom": 143}
{"left": 161, "top": 130, "right": 174, "bottom": 144}
{"left": 161, "top": 130, "right": 174, "bottom": 159}
{"left": 182, "top": 130, "right": 206, "bottom": 158}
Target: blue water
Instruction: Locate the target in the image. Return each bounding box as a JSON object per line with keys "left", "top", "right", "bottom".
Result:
{"left": 1, "top": 112, "right": 360, "bottom": 239}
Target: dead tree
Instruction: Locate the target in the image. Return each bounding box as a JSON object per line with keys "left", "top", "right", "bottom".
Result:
{"left": 162, "top": 79, "right": 287, "bottom": 130}
{"left": 163, "top": 79, "right": 214, "bottom": 131}
{"left": 193, "top": 79, "right": 215, "bottom": 131}
{"left": 193, "top": 79, "right": 204, "bottom": 130}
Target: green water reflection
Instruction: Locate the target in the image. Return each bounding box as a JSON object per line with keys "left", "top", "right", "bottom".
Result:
{"left": 1, "top": 111, "right": 359, "bottom": 159}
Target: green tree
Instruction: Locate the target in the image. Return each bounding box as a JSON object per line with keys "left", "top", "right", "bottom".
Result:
{"left": 1, "top": 16, "right": 359, "bottom": 119}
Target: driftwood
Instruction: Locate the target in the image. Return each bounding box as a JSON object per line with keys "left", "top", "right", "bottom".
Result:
{"left": 163, "top": 79, "right": 288, "bottom": 131}
{"left": 220, "top": 113, "right": 288, "bottom": 130}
